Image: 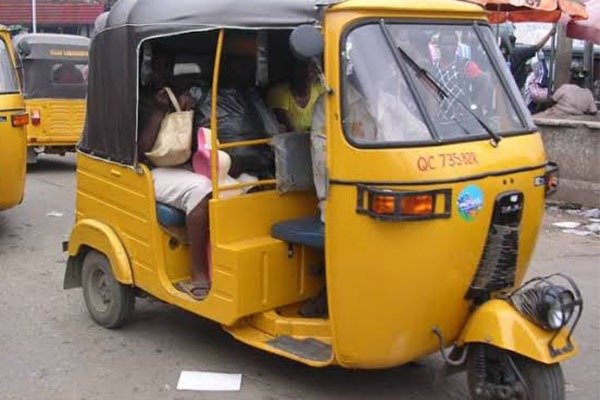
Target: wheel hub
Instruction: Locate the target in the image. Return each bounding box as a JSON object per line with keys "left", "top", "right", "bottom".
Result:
{"left": 89, "top": 268, "right": 111, "bottom": 313}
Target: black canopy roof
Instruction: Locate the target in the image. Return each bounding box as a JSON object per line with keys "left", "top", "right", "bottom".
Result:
{"left": 13, "top": 34, "right": 90, "bottom": 61}
{"left": 80, "top": 0, "right": 333, "bottom": 165}
{"left": 106, "top": 0, "right": 323, "bottom": 32}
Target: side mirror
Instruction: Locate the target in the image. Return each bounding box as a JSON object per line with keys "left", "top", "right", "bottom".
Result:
{"left": 289, "top": 25, "right": 323, "bottom": 61}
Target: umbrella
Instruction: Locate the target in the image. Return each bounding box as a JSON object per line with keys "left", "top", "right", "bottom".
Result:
{"left": 465, "top": 0, "right": 588, "bottom": 23}
{"left": 567, "top": 0, "right": 600, "bottom": 44}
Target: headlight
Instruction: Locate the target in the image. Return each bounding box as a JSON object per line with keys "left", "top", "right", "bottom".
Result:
{"left": 510, "top": 284, "right": 576, "bottom": 331}
{"left": 541, "top": 286, "right": 576, "bottom": 330}
{"left": 509, "top": 273, "right": 582, "bottom": 356}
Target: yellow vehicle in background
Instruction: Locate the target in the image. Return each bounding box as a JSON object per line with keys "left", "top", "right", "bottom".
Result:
{"left": 0, "top": 25, "right": 28, "bottom": 211}
{"left": 64, "top": 1, "right": 583, "bottom": 399}
{"left": 13, "top": 33, "right": 89, "bottom": 163}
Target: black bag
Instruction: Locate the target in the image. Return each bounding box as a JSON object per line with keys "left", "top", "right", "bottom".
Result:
{"left": 190, "top": 86, "right": 278, "bottom": 178}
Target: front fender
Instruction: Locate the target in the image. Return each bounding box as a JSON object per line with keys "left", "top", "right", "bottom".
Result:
{"left": 66, "top": 219, "right": 133, "bottom": 285}
{"left": 458, "top": 299, "right": 577, "bottom": 364}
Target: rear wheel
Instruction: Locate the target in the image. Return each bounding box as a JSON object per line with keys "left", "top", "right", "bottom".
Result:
{"left": 467, "top": 344, "right": 565, "bottom": 400}
{"left": 82, "top": 250, "right": 135, "bottom": 329}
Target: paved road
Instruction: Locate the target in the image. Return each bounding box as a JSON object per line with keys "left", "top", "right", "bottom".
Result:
{"left": 0, "top": 154, "right": 598, "bottom": 400}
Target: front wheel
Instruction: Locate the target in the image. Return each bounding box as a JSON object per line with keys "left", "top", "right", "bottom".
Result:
{"left": 82, "top": 250, "right": 135, "bottom": 329}
{"left": 467, "top": 344, "right": 565, "bottom": 400}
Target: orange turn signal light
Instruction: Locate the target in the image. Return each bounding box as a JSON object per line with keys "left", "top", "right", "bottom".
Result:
{"left": 11, "top": 112, "right": 29, "bottom": 127}
{"left": 371, "top": 195, "right": 396, "bottom": 215}
{"left": 370, "top": 193, "right": 435, "bottom": 216}
{"left": 400, "top": 194, "right": 434, "bottom": 215}
{"left": 357, "top": 186, "right": 450, "bottom": 221}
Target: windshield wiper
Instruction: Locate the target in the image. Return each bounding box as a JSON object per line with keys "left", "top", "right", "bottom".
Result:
{"left": 392, "top": 36, "right": 502, "bottom": 147}
{"left": 379, "top": 20, "right": 440, "bottom": 141}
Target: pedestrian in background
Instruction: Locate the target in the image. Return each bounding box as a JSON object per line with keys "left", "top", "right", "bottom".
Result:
{"left": 508, "top": 26, "right": 556, "bottom": 89}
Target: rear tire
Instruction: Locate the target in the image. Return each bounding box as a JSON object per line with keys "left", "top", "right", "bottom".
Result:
{"left": 81, "top": 250, "right": 135, "bottom": 329}
{"left": 467, "top": 344, "right": 565, "bottom": 400}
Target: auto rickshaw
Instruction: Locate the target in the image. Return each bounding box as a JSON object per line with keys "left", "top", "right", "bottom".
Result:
{"left": 13, "top": 33, "right": 89, "bottom": 163}
{"left": 63, "top": 1, "right": 583, "bottom": 399}
{"left": 0, "top": 25, "right": 28, "bottom": 211}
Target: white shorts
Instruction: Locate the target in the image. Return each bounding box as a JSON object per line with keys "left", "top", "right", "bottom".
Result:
{"left": 152, "top": 167, "right": 212, "bottom": 214}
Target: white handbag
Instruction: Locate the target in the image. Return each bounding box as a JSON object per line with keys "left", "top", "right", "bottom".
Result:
{"left": 145, "top": 87, "right": 193, "bottom": 167}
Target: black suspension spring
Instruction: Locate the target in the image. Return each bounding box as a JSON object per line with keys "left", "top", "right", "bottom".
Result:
{"left": 474, "top": 346, "right": 488, "bottom": 390}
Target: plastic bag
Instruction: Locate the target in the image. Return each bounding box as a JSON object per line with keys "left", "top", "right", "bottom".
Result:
{"left": 190, "top": 86, "right": 278, "bottom": 178}
{"left": 271, "top": 132, "right": 314, "bottom": 194}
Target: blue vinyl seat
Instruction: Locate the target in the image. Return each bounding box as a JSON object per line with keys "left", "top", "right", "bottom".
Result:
{"left": 156, "top": 203, "right": 186, "bottom": 228}
{"left": 271, "top": 217, "right": 324, "bottom": 249}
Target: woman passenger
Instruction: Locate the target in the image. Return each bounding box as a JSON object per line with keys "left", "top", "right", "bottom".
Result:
{"left": 138, "top": 46, "right": 212, "bottom": 300}
{"left": 267, "top": 59, "right": 324, "bottom": 132}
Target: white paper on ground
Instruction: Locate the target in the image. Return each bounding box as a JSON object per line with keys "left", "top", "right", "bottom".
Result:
{"left": 176, "top": 371, "right": 242, "bottom": 391}
{"left": 561, "top": 229, "right": 593, "bottom": 237}
{"left": 552, "top": 221, "right": 581, "bottom": 229}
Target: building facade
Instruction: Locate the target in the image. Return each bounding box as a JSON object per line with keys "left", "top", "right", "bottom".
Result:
{"left": 0, "top": 0, "right": 104, "bottom": 37}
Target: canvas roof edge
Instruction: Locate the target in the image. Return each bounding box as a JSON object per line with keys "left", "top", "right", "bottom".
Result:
{"left": 13, "top": 33, "right": 91, "bottom": 47}
{"left": 102, "top": 0, "right": 323, "bottom": 32}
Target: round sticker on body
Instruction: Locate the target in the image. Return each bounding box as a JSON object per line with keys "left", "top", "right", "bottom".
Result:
{"left": 457, "top": 185, "right": 484, "bottom": 222}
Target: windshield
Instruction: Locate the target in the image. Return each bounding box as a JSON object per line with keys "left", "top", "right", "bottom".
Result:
{"left": 342, "top": 22, "right": 535, "bottom": 145}
{"left": 0, "top": 39, "right": 19, "bottom": 94}
{"left": 20, "top": 60, "right": 88, "bottom": 99}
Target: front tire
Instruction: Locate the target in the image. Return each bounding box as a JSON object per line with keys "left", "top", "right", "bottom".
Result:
{"left": 467, "top": 344, "right": 565, "bottom": 400}
{"left": 81, "top": 250, "right": 135, "bottom": 329}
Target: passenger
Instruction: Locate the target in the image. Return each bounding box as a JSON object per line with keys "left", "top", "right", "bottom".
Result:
{"left": 267, "top": 59, "right": 324, "bottom": 132}
{"left": 138, "top": 48, "right": 212, "bottom": 300}
{"left": 544, "top": 65, "right": 597, "bottom": 117}
{"left": 53, "top": 62, "right": 84, "bottom": 84}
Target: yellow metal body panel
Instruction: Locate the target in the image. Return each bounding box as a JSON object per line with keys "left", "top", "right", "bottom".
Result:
{"left": 224, "top": 320, "right": 333, "bottom": 367}
{"left": 0, "top": 29, "right": 27, "bottom": 211}
{"left": 25, "top": 98, "right": 85, "bottom": 147}
{"left": 458, "top": 299, "right": 578, "bottom": 364}
{"left": 321, "top": 7, "right": 551, "bottom": 369}
{"left": 224, "top": 308, "right": 333, "bottom": 367}
{"left": 68, "top": 219, "right": 134, "bottom": 284}
{"left": 73, "top": 153, "right": 323, "bottom": 326}
{"left": 249, "top": 310, "right": 331, "bottom": 339}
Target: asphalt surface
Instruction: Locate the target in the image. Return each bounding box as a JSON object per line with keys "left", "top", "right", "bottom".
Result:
{"left": 0, "top": 154, "right": 598, "bottom": 400}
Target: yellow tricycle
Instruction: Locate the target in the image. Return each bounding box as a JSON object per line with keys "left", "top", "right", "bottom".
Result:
{"left": 0, "top": 25, "right": 28, "bottom": 211}
{"left": 13, "top": 33, "right": 89, "bottom": 163}
{"left": 64, "top": 1, "right": 583, "bottom": 399}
